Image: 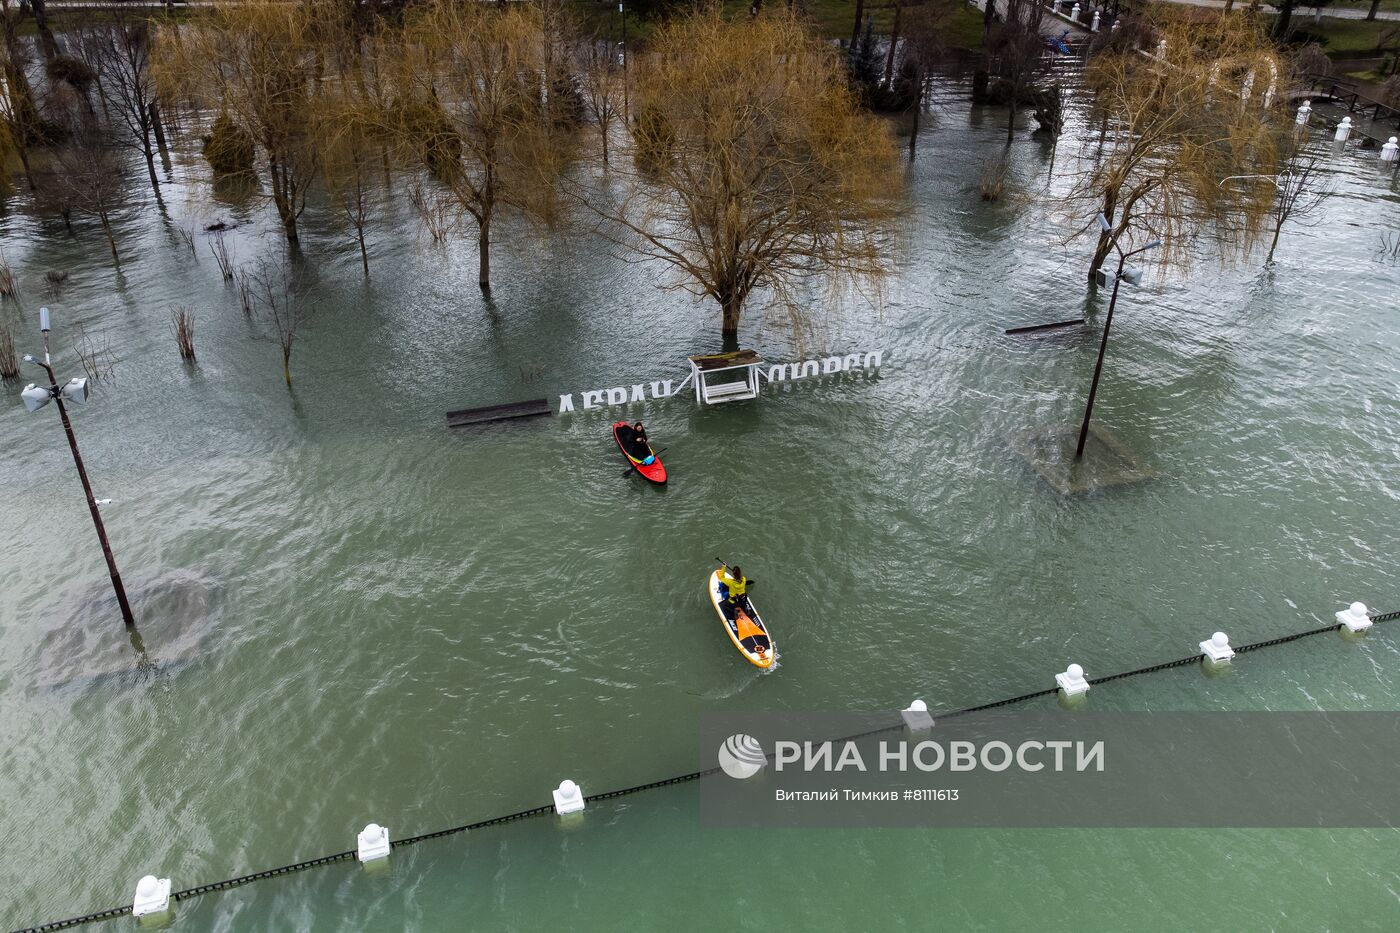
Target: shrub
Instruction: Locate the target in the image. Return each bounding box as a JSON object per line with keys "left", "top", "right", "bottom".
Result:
{"left": 201, "top": 113, "right": 256, "bottom": 175}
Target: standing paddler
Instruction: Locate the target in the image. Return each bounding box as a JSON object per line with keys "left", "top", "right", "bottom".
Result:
{"left": 716, "top": 561, "right": 755, "bottom": 622}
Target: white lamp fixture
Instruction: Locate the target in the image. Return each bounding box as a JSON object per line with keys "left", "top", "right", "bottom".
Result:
{"left": 21, "top": 384, "right": 53, "bottom": 412}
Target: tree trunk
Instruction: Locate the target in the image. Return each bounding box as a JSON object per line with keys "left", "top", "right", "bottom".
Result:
{"left": 100, "top": 212, "right": 120, "bottom": 269}
{"left": 143, "top": 145, "right": 159, "bottom": 193}
{"left": 883, "top": 1, "right": 903, "bottom": 89}
{"left": 1224, "top": 0, "right": 1235, "bottom": 10}
{"left": 478, "top": 215, "right": 491, "bottom": 291}
{"left": 30, "top": 0, "right": 58, "bottom": 61}
{"left": 1273, "top": 0, "right": 1294, "bottom": 37}
{"left": 282, "top": 346, "right": 292, "bottom": 387}
{"left": 269, "top": 155, "right": 300, "bottom": 243}
{"left": 93, "top": 72, "right": 111, "bottom": 120}
{"left": 983, "top": 0, "right": 997, "bottom": 39}
{"left": 851, "top": 0, "right": 865, "bottom": 50}
{"left": 150, "top": 102, "right": 169, "bottom": 161}
{"left": 280, "top": 202, "right": 299, "bottom": 243}
{"left": 1007, "top": 81, "right": 1017, "bottom": 142}
{"left": 1087, "top": 188, "right": 1119, "bottom": 280}
{"left": 721, "top": 293, "right": 742, "bottom": 338}
{"left": 1266, "top": 221, "right": 1282, "bottom": 263}
{"left": 358, "top": 224, "right": 369, "bottom": 277}
{"left": 1368, "top": 0, "right": 1381, "bottom": 20}
{"left": 600, "top": 121, "right": 609, "bottom": 165}
{"left": 16, "top": 144, "right": 33, "bottom": 192}
{"left": 908, "top": 73, "right": 924, "bottom": 161}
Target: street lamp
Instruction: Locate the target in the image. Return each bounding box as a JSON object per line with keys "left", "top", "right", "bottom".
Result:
{"left": 618, "top": 1, "right": 629, "bottom": 125}
{"left": 1075, "top": 217, "right": 1161, "bottom": 459}
{"left": 19, "top": 307, "right": 137, "bottom": 629}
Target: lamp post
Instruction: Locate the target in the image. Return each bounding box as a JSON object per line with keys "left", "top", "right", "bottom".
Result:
{"left": 1075, "top": 219, "right": 1161, "bottom": 459}
{"left": 20, "top": 307, "right": 137, "bottom": 629}
{"left": 619, "top": 1, "right": 629, "bottom": 125}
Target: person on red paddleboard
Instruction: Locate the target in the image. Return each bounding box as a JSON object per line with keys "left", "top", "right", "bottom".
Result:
{"left": 627, "top": 421, "right": 655, "bottom": 464}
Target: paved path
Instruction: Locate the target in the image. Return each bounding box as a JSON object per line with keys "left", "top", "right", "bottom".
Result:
{"left": 1152, "top": 0, "right": 1400, "bottom": 21}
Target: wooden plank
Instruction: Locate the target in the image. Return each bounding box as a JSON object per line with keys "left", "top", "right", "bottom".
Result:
{"left": 446, "top": 398, "right": 552, "bottom": 428}
{"left": 1005, "top": 319, "right": 1085, "bottom": 336}
{"left": 688, "top": 349, "right": 763, "bottom": 371}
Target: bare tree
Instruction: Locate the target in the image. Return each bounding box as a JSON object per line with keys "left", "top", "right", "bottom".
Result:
{"left": 899, "top": 1, "right": 951, "bottom": 160}
{"left": 1069, "top": 11, "right": 1285, "bottom": 280}
{"left": 155, "top": 0, "right": 319, "bottom": 244}
{"left": 244, "top": 256, "right": 313, "bottom": 387}
{"left": 1260, "top": 149, "right": 1330, "bottom": 263}
{"left": 0, "top": 0, "right": 42, "bottom": 189}
{"left": 29, "top": 0, "right": 59, "bottom": 62}
{"left": 52, "top": 121, "right": 127, "bottom": 269}
{"left": 317, "top": 76, "right": 379, "bottom": 277}
{"left": 582, "top": 7, "right": 901, "bottom": 340}
{"left": 322, "top": 121, "right": 376, "bottom": 277}
{"left": 988, "top": 0, "right": 1047, "bottom": 143}
{"left": 388, "top": 0, "right": 574, "bottom": 291}
{"left": 77, "top": 10, "right": 166, "bottom": 194}
{"left": 577, "top": 35, "right": 622, "bottom": 166}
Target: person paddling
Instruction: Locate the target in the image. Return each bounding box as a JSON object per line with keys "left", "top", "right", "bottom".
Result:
{"left": 630, "top": 421, "right": 655, "bottom": 464}
{"left": 718, "top": 563, "right": 755, "bottom": 621}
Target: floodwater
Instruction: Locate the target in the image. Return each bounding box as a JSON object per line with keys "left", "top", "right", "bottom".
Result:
{"left": 2, "top": 67, "right": 1400, "bottom": 931}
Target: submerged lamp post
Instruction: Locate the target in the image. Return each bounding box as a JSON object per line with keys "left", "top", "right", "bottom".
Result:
{"left": 1076, "top": 217, "right": 1161, "bottom": 459}
{"left": 20, "top": 307, "right": 137, "bottom": 629}
{"left": 619, "top": 2, "right": 629, "bottom": 125}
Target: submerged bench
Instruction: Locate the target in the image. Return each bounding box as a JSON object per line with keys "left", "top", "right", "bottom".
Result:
{"left": 445, "top": 398, "right": 552, "bottom": 428}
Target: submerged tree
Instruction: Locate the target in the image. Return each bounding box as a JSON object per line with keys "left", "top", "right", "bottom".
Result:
{"left": 244, "top": 256, "right": 313, "bottom": 387}
{"left": 988, "top": 0, "right": 1048, "bottom": 143}
{"left": 0, "top": 0, "right": 44, "bottom": 189}
{"left": 1070, "top": 12, "right": 1285, "bottom": 280}
{"left": 577, "top": 35, "right": 622, "bottom": 166}
{"left": 155, "top": 0, "right": 319, "bottom": 244}
{"left": 389, "top": 0, "right": 574, "bottom": 291}
{"left": 585, "top": 8, "right": 901, "bottom": 340}
{"left": 52, "top": 119, "right": 127, "bottom": 269}
{"left": 1260, "top": 147, "right": 1330, "bottom": 263}
{"left": 899, "top": 1, "right": 951, "bottom": 159}
{"left": 77, "top": 11, "right": 166, "bottom": 194}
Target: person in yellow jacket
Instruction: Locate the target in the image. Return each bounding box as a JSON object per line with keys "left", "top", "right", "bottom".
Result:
{"left": 718, "top": 564, "right": 755, "bottom": 621}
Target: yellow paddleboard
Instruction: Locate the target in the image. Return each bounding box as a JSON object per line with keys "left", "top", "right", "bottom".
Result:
{"left": 708, "top": 570, "right": 775, "bottom": 670}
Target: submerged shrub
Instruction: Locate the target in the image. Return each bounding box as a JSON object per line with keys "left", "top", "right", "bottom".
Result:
{"left": 202, "top": 113, "right": 256, "bottom": 175}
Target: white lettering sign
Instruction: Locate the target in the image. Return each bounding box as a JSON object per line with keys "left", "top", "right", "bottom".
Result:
{"left": 557, "top": 349, "right": 886, "bottom": 414}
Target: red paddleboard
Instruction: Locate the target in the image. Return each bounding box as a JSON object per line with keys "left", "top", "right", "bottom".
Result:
{"left": 612, "top": 421, "right": 666, "bottom": 484}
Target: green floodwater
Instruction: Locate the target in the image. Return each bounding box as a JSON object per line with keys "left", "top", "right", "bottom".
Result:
{"left": 2, "top": 68, "right": 1400, "bottom": 930}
